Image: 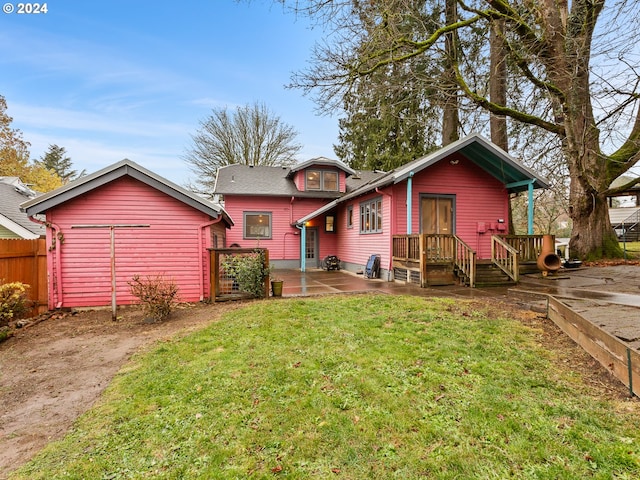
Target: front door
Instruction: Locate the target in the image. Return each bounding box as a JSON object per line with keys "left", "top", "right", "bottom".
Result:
{"left": 305, "top": 227, "right": 318, "bottom": 268}
{"left": 421, "top": 195, "right": 455, "bottom": 235}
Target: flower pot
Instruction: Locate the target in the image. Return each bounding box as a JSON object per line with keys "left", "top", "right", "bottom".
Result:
{"left": 271, "top": 280, "right": 283, "bottom": 297}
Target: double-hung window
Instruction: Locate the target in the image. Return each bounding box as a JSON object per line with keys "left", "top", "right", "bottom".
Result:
{"left": 360, "top": 197, "right": 383, "bottom": 234}
{"left": 306, "top": 170, "right": 338, "bottom": 192}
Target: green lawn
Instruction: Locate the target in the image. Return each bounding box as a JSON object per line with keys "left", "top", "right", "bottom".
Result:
{"left": 11, "top": 295, "right": 640, "bottom": 479}
{"left": 620, "top": 241, "right": 640, "bottom": 258}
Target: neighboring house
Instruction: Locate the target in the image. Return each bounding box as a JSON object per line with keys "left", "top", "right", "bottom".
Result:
{"left": 0, "top": 177, "right": 45, "bottom": 239}
{"left": 608, "top": 174, "right": 640, "bottom": 240}
{"left": 215, "top": 133, "right": 550, "bottom": 286}
{"left": 20, "top": 159, "right": 233, "bottom": 309}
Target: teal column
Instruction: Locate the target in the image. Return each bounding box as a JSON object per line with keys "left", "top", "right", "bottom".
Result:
{"left": 528, "top": 181, "right": 534, "bottom": 235}
{"left": 407, "top": 172, "right": 414, "bottom": 234}
{"left": 300, "top": 225, "right": 306, "bottom": 272}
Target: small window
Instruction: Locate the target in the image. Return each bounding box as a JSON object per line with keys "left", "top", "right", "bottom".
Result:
{"left": 244, "top": 212, "right": 272, "bottom": 239}
{"left": 323, "top": 171, "right": 338, "bottom": 191}
{"left": 325, "top": 214, "right": 335, "bottom": 232}
{"left": 306, "top": 170, "right": 321, "bottom": 190}
{"left": 347, "top": 205, "right": 353, "bottom": 229}
{"left": 360, "top": 197, "right": 383, "bottom": 234}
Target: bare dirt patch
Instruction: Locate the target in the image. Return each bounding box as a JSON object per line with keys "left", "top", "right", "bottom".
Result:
{"left": 0, "top": 296, "right": 635, "bottom": 479}
{"left": 0, "top": 301, "right": 240, "bottom": 479}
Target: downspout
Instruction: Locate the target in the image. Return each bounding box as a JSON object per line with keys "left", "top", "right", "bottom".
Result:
{"left": 527, "top": 180, "right": 534, "bottom": 235}
{"left": 376, "top": 187, "right": 394, "bottom": 281}
{"left": 198, "top": 216, "right": 224, "bottom": 301}
{"left": 290, "top": 196, "right": 295, "bottom": 225}
{"left": 406, "top": 172, "right": 414, "bottom": 234}
{"left": 29, "top": 216, "right": 63, "bottom": 308}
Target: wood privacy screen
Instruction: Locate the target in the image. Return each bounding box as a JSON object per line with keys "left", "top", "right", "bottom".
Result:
{"left": 0, "top": 239, "right": 48, "bottom": 315}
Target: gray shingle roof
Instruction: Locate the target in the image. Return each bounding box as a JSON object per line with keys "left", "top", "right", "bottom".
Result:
{"left": 0, "top": 178, "right": 45, "bottom": 238}
{"left": 20, "top": 159, "right": 233, "bottom": 227}
{"left": 214, "top": 163, "right": 384, "bottom": 198}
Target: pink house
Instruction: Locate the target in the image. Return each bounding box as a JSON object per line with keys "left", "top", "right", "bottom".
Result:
{"left": 20, "top": 160, "right": 233, "bottom": 309}
{"left": 215, "top": 134, "right": 549, "bottom": 287}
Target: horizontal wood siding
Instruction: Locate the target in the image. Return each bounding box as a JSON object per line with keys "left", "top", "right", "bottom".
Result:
{"left": 223, "top": 195, "right": 328, "bottom": 261}
{"left": 48, "top": 177, "right": 213, "bottom": 307}
{"left": 0, "top": 226, "right": 21, "bottom": 239}
{"left": 335, "top": 191, "right": 392, "bottom": 272}
{"left": 397, "top": 155, "right": 508, "bottom": 259}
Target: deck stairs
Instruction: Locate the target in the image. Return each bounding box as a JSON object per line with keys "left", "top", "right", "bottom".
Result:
{"left": 456, "top": 259, "right": 518, "bottom": 287}
{"left": 613, "top": 208, "right": 640, "bottom": 242}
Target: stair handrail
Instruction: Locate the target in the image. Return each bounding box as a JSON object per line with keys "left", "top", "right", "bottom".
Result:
{"left": 453, "top": 235, "right": 476, "bottom": 287}
{"left": 491, "top": 235, "right": 520, "bottom": 282}
{"left": 612, "top": 207, "right": 640, "bottom": 232}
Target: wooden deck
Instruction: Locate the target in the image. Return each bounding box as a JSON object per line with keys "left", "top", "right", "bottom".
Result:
{"left": 392, "top": 234, "right": 547, "bottom": 288}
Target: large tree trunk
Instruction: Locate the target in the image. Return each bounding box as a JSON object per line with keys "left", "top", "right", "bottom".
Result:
{"left": 538, "top": 0, "right": 620, "bottom": 258}
{"left": 568, "top": 177, "right": 619, "bottom": 259}
{"left": 489, "top": 19, "right": 514, "bottom": 233}
{"left": 442, "top": 0, "right": 459, "bottom": 146}
{"left": 489, "top": 19, "right": 507, "bottom": 151}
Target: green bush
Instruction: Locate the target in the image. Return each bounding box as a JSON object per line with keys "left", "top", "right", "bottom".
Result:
{"left": 128, "top": 274, "right": 179, "bottom": 321}
{"left": 0, "top": 281, "right": 30, "bottom": 327}
{"left": 221, "top": 250, "right": 270, "bottom": 298}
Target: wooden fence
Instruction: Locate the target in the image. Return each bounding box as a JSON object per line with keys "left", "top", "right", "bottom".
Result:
{"left": 0, "top": 239, "right": 48, "bottom": 315}
{"left": 547, "top": 296, "right": 640, "bottom": 398}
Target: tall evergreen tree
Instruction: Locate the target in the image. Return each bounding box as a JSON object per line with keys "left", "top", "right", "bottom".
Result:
{"left": 286, "top": 0, "right": 640, "bottom": 259}
{"left": 39, "top": 144, "right": 84, "bottom": 184}
{"left": 332, "top": 0, "right": 443, "bottom": 170}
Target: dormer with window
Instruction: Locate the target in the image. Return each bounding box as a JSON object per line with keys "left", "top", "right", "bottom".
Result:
{"left": 288, "top": 157, "right": 355, "bottom": 194}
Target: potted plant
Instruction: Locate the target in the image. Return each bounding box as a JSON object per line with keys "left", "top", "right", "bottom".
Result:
{"left": 270, "top": 270, "right": 284, "bottom": 297}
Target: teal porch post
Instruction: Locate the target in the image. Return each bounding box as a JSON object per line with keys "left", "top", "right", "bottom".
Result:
{"left": 406, "top": 172, "right": 414, "bottom": 234}
{"left": 300, "top": 224, "right": 306, "bottom": 272}
{"left": 527, "top": 181, "right": 534, "bottom": 235}
{"left": 507, "top": 179, "right": 536, "bottom": 235}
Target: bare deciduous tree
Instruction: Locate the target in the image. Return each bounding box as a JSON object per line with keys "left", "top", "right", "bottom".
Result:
{"left": 283, "top": 0, "right": 640, "bottom": 259}
{"left": 184, "top": 102, "right": 301, "bottom": 194}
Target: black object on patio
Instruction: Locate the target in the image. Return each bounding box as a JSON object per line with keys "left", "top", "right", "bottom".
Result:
{"left": 322, "top": 255, "right": 341, "bottom": 271}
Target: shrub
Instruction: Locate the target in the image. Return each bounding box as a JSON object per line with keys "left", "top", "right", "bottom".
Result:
{"left": 128, "top": 274, "right": 179, "bottom": 321}
{"left": 221, "top": 250, "right": 270, "bottom": 298}
{"left": 0, "top": 281, "right": 30, "bottom": 327}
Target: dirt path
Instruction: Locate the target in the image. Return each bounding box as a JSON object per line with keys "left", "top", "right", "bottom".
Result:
{"left": 0, "top": 302, "right": 238, "bottom": 479}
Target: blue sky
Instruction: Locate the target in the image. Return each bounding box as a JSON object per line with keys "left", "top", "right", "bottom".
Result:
{"left": 0, "top": 0, "right": 338, "bottom": 186}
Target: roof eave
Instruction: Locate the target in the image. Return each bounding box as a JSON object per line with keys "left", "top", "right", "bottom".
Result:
{"left": 20, "top": 159, "right": 233, "bottom": 227}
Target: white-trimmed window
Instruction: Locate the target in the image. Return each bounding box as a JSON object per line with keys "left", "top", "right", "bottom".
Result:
{"left": 244, "top": 212, "right": 272, "bottom": 239}
{"left": 347, "top": 205, "right": 354, "bottom": 229}
{"left": 306, "top": 170, "right": 339, "bottom": 191}
{"left": 360, "top": 197, "right": 383, "bottom": 234}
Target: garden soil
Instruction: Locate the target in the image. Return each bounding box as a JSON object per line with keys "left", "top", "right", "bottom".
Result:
{"left": 0, "top": 297, "right": 633, "bottom": 479}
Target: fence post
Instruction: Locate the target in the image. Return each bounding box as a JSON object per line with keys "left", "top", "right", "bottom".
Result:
{"left": 264, "top": 249, "right": 270, "bottom": 298}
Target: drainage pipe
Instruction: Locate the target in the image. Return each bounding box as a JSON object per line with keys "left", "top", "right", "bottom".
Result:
{"left": 295, "top": 223, "right": 306, "bottom": 272}
{"left": 376, "top": 187, "right": 394, "bottom": 280}
{"left": 29, "top": 216, "right": 64, "bottom": 309}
